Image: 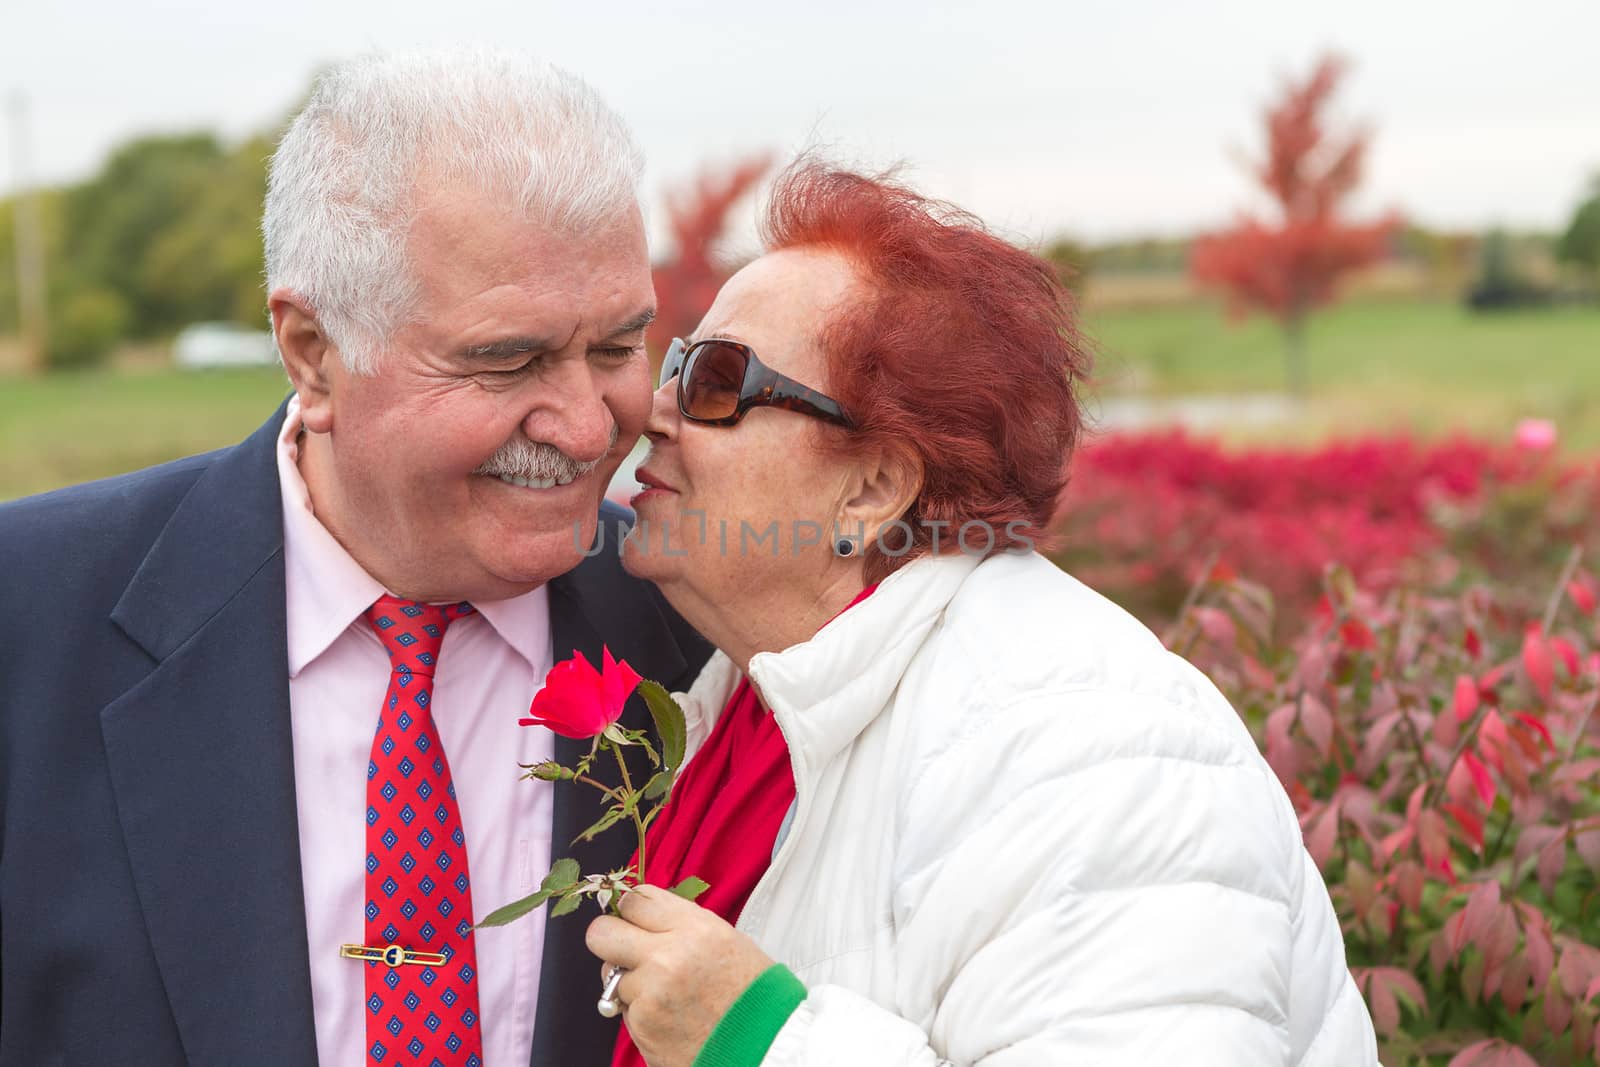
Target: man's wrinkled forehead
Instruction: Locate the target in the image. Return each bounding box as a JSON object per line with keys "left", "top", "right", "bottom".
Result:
{"left": 405, "top": 163, "right": 643, "bottom": 243}
{"left": 404, "top": 188, "right": 647, "bottom": 302}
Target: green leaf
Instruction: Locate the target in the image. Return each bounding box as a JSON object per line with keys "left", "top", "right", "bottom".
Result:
{"left": 669, "top": 876, "right": 710, "bottom": 902}
{"left": 641, "top": 771, "right": 673, "bottom": 801}
{"left": 550, "top": 892, "right": 584, "bottom": 917}
{"left": 638, "top": 680, "right": 687, "bottom": 773}
{"left": 521, "top": 760, "right": 576, "bottom": 782}
{"left": 542, "top": 857, "right": 582, "bottom": 892}
{"left": 477, "top": 887, "right": 558, "bottom": 927}
{"left": 573, "top": 807, "right": 627, "bottom": 845}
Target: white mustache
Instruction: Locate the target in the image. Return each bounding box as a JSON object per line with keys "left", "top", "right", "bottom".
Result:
{"left": 473, "top": 426, "right": 619, "bottom": 483}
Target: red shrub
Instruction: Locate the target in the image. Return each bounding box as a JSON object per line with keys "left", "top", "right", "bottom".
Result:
{"left": 1051, "top": 431, "right": 1580, "bottom": 631}
{"left": 1165, "top": 559, "right": 1600, "bottom": 1065}
{"left": 648, "top": 155, "right": 773, "bottom": 357}
{"left": 1057, "top": 428, "right": 1600, "bottom": 1061}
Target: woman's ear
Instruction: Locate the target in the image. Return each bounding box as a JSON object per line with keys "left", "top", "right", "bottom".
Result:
{"left": 837, "top": 446, "right": 924, "bottom": 550}
{"left": 270, "top": 289, "right": 339, "bottom": 434}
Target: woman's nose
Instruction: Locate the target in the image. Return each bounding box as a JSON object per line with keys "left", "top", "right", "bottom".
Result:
{"left": 642, "top": 376, "right": 680, "bottom": 438}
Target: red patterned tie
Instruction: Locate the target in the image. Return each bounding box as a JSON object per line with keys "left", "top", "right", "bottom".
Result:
{"left": 361, "top": 597, "right": 483, "bottom": 1067}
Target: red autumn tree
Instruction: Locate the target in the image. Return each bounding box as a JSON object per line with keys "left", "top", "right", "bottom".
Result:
{"left": 1191, "top": 55, "right": 1399, "bottom": 396}
{"left": 648, "top": 154, "right": 774, "bottom": 360}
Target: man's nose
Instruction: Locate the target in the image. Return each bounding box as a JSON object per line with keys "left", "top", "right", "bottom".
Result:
{"left": 521, "top": 360, "right": 617, "bottom": 463}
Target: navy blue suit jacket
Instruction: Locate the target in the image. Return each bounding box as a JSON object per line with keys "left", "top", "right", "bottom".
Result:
{"left": 0, "top": 402, "right": 711, "bottom": 1065}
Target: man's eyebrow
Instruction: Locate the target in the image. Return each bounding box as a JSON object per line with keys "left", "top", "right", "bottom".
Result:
{"left": 602, "top": 308, "right": 656, "bottom": 341}
{"left": 457, "top": 336, "right": 556, "bottom": 361}
{"left": 460, "top": 310, "right": 653, "bottom": 360}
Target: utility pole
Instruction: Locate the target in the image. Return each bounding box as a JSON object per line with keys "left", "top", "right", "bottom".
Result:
{"left": 8, "top": 90, "right": 48, "bottom": 374}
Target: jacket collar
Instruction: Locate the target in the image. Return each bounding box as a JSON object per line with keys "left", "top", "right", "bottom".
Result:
{"left": 745, "top": 551, "right": 983, "bottom": 777}
{"left": 111, "top": 399, "right": 291, "bottom": 662}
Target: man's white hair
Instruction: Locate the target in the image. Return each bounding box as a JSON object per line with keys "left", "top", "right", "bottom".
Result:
{"left": 263, "top": 47, "right": 644, "bottom": 374}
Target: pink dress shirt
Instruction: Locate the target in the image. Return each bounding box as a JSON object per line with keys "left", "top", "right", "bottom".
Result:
{"left": 276, "top": 398, "right": 554, "bottom": 1067}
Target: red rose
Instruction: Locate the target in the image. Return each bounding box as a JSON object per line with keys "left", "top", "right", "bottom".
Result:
{"left": 519, "top": 646, "right": 643, "bottom": 739}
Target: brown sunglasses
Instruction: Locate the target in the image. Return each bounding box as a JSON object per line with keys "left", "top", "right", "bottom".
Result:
{"left": 658, "top": 337, "right": 854, "bottom": 429}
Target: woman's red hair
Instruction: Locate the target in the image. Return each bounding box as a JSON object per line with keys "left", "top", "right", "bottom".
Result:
{"left": 763, "top": 161, "right": 1091, "bottom": 581}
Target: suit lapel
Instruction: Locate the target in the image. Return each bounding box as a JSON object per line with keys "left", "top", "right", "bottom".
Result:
{"left": 527, "top": 516, "right": 694, "bottom": 1066}
{"left": 102, "top": 400, "right": 320, "bottom": 1065}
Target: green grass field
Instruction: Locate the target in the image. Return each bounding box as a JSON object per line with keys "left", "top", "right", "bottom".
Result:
{"left": 0, "top": 365, "right": 292, "bottom": 501}
{"left": 1, "top": 297, "right": 1596, "bottom": 502}
{"left": 1085, "top": 297, "right": 1600, "bottom": 446}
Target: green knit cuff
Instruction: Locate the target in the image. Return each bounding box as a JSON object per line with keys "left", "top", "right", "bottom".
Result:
{"left": 693, "top": 964, "right": 808, "bottom": 1067}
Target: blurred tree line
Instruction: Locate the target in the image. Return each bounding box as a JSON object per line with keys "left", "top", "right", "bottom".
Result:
{"left": 0, "top": 131, "right": 273, "bottom": 367}
{"left": 2, "top": 103, "right": 1596, "bottom": 372}
{"left": 1559, "top": 174, "right": 1600, "bottom": 282}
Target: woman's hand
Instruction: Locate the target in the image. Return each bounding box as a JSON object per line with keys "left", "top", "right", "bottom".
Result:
{"left": 586, "top": 885, "right": 777, "bottom": 1067}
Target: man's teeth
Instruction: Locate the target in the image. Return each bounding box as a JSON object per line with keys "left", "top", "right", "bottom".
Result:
{"left": 494, "top": 472, "right": 578, "bottom": 489}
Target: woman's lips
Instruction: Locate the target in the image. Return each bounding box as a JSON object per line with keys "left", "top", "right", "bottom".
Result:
{"left": 634, "top": 467, "right": 677, "bottom": 493}
{"left": 629, "top": 467, "right": 677, "bottom": 510}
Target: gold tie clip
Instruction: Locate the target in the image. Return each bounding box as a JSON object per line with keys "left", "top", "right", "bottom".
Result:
{"left": 340, "top": 943, "right": 449, "bottom": 968}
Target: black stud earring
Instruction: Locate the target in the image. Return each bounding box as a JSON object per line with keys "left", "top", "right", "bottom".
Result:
{"left": 834, "top": 537, "right": 857, "bottom": 558}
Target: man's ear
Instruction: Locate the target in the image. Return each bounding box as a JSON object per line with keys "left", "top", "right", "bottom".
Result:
{"left": 838, "top": 445, "right": 924, "bottom": 550}
{"left": 270, "top": 288, "right": 338, "bottom": 434}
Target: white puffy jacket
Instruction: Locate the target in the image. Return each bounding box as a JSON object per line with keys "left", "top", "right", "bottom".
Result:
{"left": 673, "top": 550, "right": 1379, "bottom": 1066}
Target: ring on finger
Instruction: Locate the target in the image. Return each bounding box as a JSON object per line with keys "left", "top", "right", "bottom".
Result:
{"left": 598, "top": 964, "right": 627, "bottom": 1018}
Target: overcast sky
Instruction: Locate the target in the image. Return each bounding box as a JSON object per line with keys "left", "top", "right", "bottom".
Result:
{"left": 4, "top": 0, "right": 1597, "bottom": 246}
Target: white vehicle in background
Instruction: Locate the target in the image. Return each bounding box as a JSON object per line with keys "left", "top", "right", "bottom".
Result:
{"left": 173, "top": 322, "right": 277, "bottom": 368}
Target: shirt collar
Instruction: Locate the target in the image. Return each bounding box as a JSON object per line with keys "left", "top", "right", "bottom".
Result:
{"left": 277, "top": 396, "right": 551, "bottom": 678}
{"left": 278, "top": 397, "right": 387, "bottom": 677}
{"left": 471, "top": 590, "right": 552, "bottom": 676}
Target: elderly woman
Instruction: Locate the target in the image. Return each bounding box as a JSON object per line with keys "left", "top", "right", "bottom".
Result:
{"left": 586, "top": 164, "right": 1379, "bottom": 1067}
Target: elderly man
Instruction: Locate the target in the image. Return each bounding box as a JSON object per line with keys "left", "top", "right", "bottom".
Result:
{"left": 0, "top": 50, "right": 708, "bottom": 1067}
